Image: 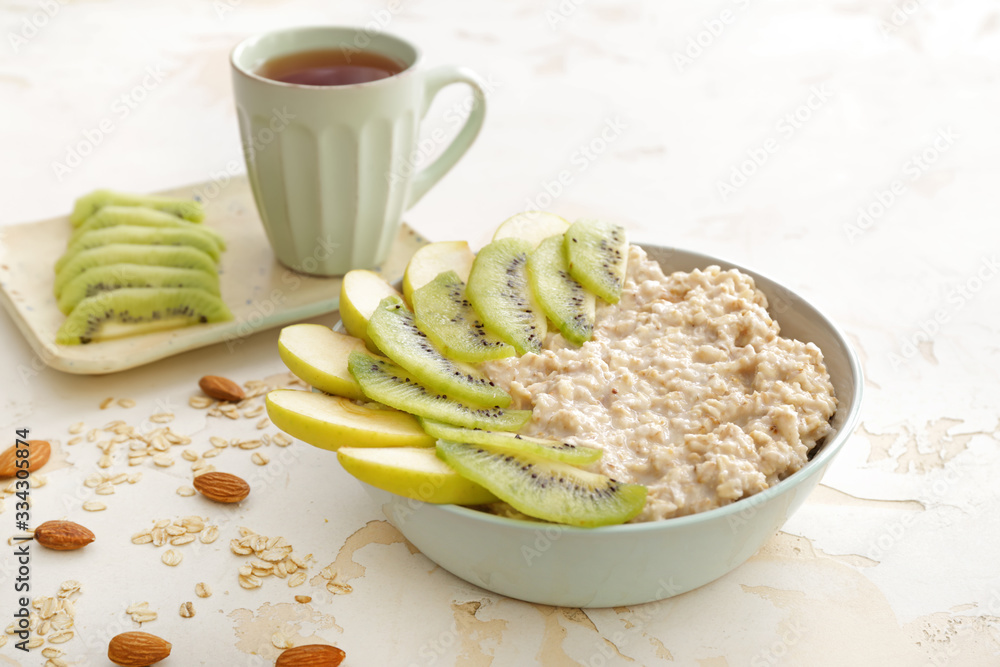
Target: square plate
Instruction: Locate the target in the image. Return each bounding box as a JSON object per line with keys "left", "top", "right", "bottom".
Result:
{"left": 0, "top": 177, "right": 424, "bottom": 374}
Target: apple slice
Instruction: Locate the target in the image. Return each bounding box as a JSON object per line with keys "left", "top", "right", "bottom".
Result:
{"left": 402, "top": 240, "right": 476, "bottom": 303}
{"left": 337, "top": 446, "right": 498, "bottom": 505}
{"left": 339, "top": 270, "right": 402, "bottom": 351}
{"left": 278, "top": 324, "right": 367, "bottom": 400}
{"left": 266, "top": 389, "right": 434, "bottom": 451}
{"left": 492, "top": 211, "right": 570, "bottom": 248}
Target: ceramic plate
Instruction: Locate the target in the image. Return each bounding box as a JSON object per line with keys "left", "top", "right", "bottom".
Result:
{"left": 0, "top": 177, "right": 425, "bottom": 374}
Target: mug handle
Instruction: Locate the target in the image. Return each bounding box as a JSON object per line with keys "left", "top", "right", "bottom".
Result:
{"left": 405, "top": 65, "right": 487, "bottom": 209}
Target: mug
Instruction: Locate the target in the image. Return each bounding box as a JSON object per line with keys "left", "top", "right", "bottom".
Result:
{"left": 230, "top": 26, "right": 487, "bottom": 275}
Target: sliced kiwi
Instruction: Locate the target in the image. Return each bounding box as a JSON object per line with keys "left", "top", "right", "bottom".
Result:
{"left": 70, "top": 206, "right": 225, "bottom": 249}
{"left": 367, "top": 295, "right": 512, "bottom": 408}
{"left": 420, "top": 419, "right": 602, "bottom": 466}
{"left": 466, "top": 237, "right": 548, "bottom": 355}
{"left": 348, "top": 351, "right": 531, "bottom": 431}
{"left": 411, "top": 271, "right": 515, "bottom": 363}
{"left": 564, "top": 219, "right": 628, "bottom": 304}
{"left": 436, "top": 440, "right": 647, "bottom": 527}
{"left": 57, "top": 225, "right": 223, "bottom": 272}
{"left": 56, "top": 287, "right": 232, "bottom": 345}
{"left": 528, "top": 234, "right": 596, "bottom": 345}
{"left": 54, "top": 244, "right": 218, "bottom": 297}
{"left": 70, "top": 190, "right": 204, "bottom": 226}
{"left": 57, "top": 264, "right": 220, "bottom": 315}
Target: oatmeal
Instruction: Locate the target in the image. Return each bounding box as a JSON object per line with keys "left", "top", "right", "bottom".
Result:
{"left": 484, "top": 246, "right": 837, "bottom": 522}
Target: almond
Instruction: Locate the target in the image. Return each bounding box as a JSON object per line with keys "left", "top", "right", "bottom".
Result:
{"left": 192, "top": 471, "right": 250, "bottom": 503}
{"left": 198, "top": 375, "right": 245, "bottom": 402}
{"left": 0, "top": 439, "right": 52, "bottom": 478}
{"left": 34, "top": 520, "right": 95, "bottom": 551}
{"left": 107, "top": 631, "right": 172, "bottom": 666}
{"left": 275, "top": 644, "right": 346, "bottom": 667}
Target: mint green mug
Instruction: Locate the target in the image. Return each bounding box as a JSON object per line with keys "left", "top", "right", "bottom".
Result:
{"left": 231, "top": 26, "right": 487, "bottom": 275}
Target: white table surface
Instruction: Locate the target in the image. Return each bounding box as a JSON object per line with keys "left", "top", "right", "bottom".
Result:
{"left": 2, "top": 1, "right": 999, "bottom": 665}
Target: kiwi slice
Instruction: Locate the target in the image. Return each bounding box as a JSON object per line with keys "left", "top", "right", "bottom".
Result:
{"left": 528, "top": 234, "right": 596, "bottom": 346}
{"left": 411, "top": 271, "right": 515, "bottom": 363}
{"left": 367, "top": 295, "right": 512, "bottom": 408}
{"left": 466, "top": 237, "right": 548, "bottom": 355}
{"left": 57, "top": 264, "right": 220, "bottom": 315}
{"left": 56, "top": 287, "right": 232, "bottom": 345}
{"left": 436, "top": 441, "right": 647, "bottom": 527}
{"left": 70, "top": 190, "right": 204, "bottom": 226}
{"left": 71, "top": 206, "right": 225, "bottom": 250}
{"left": 564, "top": 219, "right": 628, "bottom": 304}
{"left": 57, "top": 225, "right": 223, "bottom": 272}
{"left": 348, "top": 351, "right": 531, "bottom": 431}
{"left": 420, "top": 419, "right": 602, "bottom": 466}
{"left": 54, "top": 244, "right": 218, "bottom": 297}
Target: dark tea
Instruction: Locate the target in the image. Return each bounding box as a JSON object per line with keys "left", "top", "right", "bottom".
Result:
{"left": 256, "top": 48, "right": 406, "bottom": 86}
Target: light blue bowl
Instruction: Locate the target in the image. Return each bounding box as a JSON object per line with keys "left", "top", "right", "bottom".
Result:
{"left": 360, "top": 245, "right": 863, "bottom": 607}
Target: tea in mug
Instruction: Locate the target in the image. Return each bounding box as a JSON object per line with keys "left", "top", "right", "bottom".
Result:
{"left": 256, "top": 48, "right": 406, "bottom": 86}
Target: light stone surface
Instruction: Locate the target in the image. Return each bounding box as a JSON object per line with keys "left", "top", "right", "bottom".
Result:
{"left": 2, "top": 0, "right": 999, "bottom": 665}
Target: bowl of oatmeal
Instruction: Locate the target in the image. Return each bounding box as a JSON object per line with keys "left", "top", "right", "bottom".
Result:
{"left": 362, "top": 244, "right": 863, "bottom": 607}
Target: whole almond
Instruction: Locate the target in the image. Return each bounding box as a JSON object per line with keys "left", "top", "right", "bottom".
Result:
{"left": 198, "top": 375, "right": 245, "bottom": 402}
{"left": 34, "top": 520, "right": 95, "bottom": 551}
{"left": 275, "top": 644, "right": 346, "bottom": 667}
{"left": 107, "top": 631, "right": 172, "bottom": 666}
{"left": 0, "top": 439, "right": 52, "bottom": 478}
{"left": 192, "top": 471, "right": 250, "bottom": 503}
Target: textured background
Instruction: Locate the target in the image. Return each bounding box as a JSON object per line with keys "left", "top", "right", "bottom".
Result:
{"left": 1, "top": 0, "right": 999, "bottom": 664}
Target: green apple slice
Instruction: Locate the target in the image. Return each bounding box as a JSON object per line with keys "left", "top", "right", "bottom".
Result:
{"left": 337, "top": 446, "right": 498, "bottom": 505}
{"left": 402, "top": 240, "right": 475, "bottom": 303}
{"left": 339, "top": 269, "right": 402, "bottom": 351}
{"left": 492, "top": 211, "right": 571, "bottom": 248}
{"left": 266, "top": 389, "right": 434, "bottom": 451}
{"left": 278, "top": 324, "right": 367, "bottom": 400}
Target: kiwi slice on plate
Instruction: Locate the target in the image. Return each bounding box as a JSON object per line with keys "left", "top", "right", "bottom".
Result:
{"left": 436, "top": 440, "right": 647, "bottom": 527}
{"left": 57, "top": 264, "right": 220, "bottom": 315}
{"left": 420, "top": 419, "right": 602, "bottom": 465}
{"left": 528, "top": 234, "right": 596, "bottom": 346}
{"left": 466, "top": 237, "right": 548, "bottom": 355}
{"left": 54, "top": 244, "right": 218, "bottom": 297}
{"left": 564, "top": 219, "right": 628, "bottom": 304}
{"left": 348, "top": 351, "right": 531, "bottom": 431}
{"left": 71, "top": 206, "right": 225, "bottom": 249}
{"left": 411, "top": 270, "right": 515, "bottom": 363}
{"left": 57, "top": 224, "right": 223, "bottom": 272}
{"left": 368, "top": 295, "right": 511, "bottom": 408}
{"left": 70, "top": 189, "right": 204, "bottom": 226}
{"left": 56, "top": 287, "right": 232, "bottom": 345}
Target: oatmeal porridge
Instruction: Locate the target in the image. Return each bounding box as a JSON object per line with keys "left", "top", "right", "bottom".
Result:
{"left": 483, "top": 245, "right": 837, "bottom": 522}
